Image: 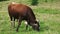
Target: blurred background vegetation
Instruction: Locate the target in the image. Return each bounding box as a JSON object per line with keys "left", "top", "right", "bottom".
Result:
{"left": 0, "top": 0, "right": 60, "bottom": 11}
{"left": 0, "top": 0, "right": 60, "bottom": 34}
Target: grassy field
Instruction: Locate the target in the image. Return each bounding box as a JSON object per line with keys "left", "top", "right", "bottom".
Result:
{"left": 0, "top": 0, "right": 60, "bottom": 34}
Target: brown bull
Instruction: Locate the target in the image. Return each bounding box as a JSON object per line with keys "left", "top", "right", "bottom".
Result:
{"left": 8, "top": 2, "right": 40, "bottom": 32}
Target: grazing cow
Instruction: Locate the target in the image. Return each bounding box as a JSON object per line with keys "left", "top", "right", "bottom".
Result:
{"left": 8, "top": 2, "right": 40, "bottom": 32}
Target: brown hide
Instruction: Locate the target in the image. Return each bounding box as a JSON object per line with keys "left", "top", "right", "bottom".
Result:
{"left": 8, "top": 3, "right": 35, "bottom": 20}
{"left": 8, "top": 2, "right": 40, "bottom": 32}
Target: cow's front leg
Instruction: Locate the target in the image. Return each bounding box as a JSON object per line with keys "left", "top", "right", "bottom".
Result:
{"left": 16, "top": 17, "right": 22, "bottom": 32}
{"left": 26, "top": 24, "right": 28, "bottom": 30}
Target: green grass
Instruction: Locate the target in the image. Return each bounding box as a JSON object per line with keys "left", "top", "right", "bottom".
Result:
{"left": 0, "top": 0, "right": 60, "bottom": 34}
{"left": 0, "top": 8, "right": 60, "bottom": 34}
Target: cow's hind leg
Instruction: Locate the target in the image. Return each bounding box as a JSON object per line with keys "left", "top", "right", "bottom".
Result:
{"left": 13, "top": 18, "right": 15, "bottom": 28}
{"left": 10, "top": 17, "right": 13, "bottom": 28}
{"left": 10, "top": 17, "right": 15, "bottom": 28}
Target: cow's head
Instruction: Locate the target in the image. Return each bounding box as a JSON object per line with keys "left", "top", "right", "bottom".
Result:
{"left": 32, "top": 20, "right": 40, "bottom": 31}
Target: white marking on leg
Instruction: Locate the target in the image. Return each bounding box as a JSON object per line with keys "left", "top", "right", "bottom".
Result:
{"left": 11, "top": 21, "right": 13, "bottom": 28}
{"left": 13, "top": 21, "right": 15, "bottom": 28}
{"left": 11, "top": 21, "right": 13, "bottom": 23}
{"left": 34, "top": 24, "right": 37, "bottom": 26}
{"left": 11, "top": 21, "right": 15, "bottom": 28}
{"left": 24, "top": 21, "right": 28, "bottom": 25}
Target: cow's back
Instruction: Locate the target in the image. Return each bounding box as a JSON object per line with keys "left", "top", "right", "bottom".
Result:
{"left": 8, "top": 2, "right": 35, "bottom": 19}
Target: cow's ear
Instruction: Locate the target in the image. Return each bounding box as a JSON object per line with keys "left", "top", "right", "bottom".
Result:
{"left": 36, "top": 19, "right": 40, "bottom": 23}
{"left": 36, "top": 19, "right": 39, "bottom": 22}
